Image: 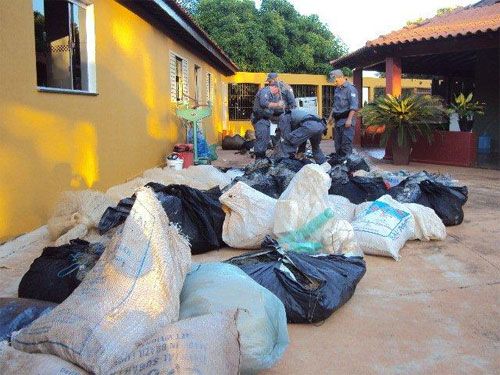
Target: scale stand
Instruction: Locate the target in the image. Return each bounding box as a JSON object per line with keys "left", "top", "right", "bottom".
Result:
{"left": 176, "top": 103, "right": 212, "bottom": 165}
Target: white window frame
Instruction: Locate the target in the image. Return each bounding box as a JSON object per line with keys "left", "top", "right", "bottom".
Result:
{"left": 35, "top": 0, "right": 97, "bottom": 94}
{"left": 170, "top": 51, "right": 189, "bottom": 103}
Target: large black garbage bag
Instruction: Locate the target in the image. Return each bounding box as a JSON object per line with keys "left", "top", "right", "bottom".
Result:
{"left": 0, "top": 298, "right": 56, "bottom": 342}
{"left": 155, "top": 183, "right": 225, "bottom": 253}
{"left": 222, "top": 134, "right": 245, "bottom": 150}
{"left": 99, "top": 183, "right": 225, "bottom": 253}
{"left": 417, "top": 180, "right": 468, "bottom": 226}
{"left": 329, "top": 175, "right": 387, "bottom": 204}
{"left": 388, "top": 177, "right": 423, "bottom": 203}
{"left": 18, "top": 239, "right": 104, "bottom": 303}
{"left": 328, "top": 153, "right": 370, "bottom": 173}
{"left": 98, "top": 187, "right": 184, "bottom": 234}
{"left": 226, "top": 238, "right": 366, "bottom": 323}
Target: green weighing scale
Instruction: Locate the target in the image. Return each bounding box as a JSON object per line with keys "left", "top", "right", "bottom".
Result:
{"left": 176, "top": 104, "right": 212, "bottom": 165}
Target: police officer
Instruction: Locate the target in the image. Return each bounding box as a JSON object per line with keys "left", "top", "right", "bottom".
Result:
{"left": 251, "top": 81, "right": 285, "bottom": 159}
{"left": 266, "top": 72, "right": 296, "bottom": 110}
{"left": 277, "top": 108, "right": 327, "bottom": 164}
{"left": 327, "top": 69, "right": 359, "bottom": 156}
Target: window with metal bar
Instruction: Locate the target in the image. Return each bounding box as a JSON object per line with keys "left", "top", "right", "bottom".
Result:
{"left": 322, "top": 85, "right": 335, "bottom": 118}
{"left": 228, "top": 83, "right": 259, "bottom": 120}
{"left": 33, "top": 0, "right": 95, "bottom": 92}
{"left": 290, "top": 84, "right": 317, "bottom": 99}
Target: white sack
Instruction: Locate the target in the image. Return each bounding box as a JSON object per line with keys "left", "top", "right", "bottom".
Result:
{"left": 47, "top": 190, "right": 115, "bottom": 246}
{"left": 404, "top": 203, "right": 447, "bottom": 241}
{"left": 220, "top": 182, "right": 276, "bottom": 249}
{"left": 352, "top": 195, "right": 413, "bottom": 260}
{"left": 326, "top": 195, "right": 357, "bottom": 222}
{"left": 274, "top": 164, "right": 359, "bottom": 254}
{"left": 179, "top": 263, "right": 289, "bottom": 373}
{"left": 12, "top": 187, "right": 192, "bottom": 374}
{"left": 109, "top": 312, "right": 240, "bottom": 375}
{"left": 0, "top": 341, "right": 87, "bottom": 375}
{"left": 106, "top": 176, "right": 148, "bottom": 202}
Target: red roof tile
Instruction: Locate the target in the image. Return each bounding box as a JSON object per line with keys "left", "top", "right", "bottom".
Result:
{"left": 368, "top": 3, "right": 500, "bottom": 47}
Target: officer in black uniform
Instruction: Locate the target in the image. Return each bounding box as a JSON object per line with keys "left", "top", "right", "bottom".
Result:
{"left": 327, "top": 69, "right": 359, "bottom": 156}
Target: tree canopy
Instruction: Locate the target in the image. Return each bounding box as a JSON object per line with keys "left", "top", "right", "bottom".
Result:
{"left": 177, "top": 0, "right": 347, "bottom": 74}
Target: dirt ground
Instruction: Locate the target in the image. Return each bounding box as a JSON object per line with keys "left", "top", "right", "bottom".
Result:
{"left": 204, "top": 141, "right": 500, "bottom": 374}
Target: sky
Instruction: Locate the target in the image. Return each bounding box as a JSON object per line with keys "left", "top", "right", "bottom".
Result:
{"left": 256, "top": 0, "right": 476, "bottom": 52}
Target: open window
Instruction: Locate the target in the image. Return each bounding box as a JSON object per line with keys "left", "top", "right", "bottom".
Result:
{"left": 33, "top": 0, "right": 96, "bottom": 93}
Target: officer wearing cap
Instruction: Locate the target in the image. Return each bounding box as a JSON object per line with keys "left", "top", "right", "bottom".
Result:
{"left": 266, "top": 72, "right": 296, "bottom": 110}
{"left": 327, "top": 69, "right": 359, "bottom": 156}
{"left": 251, "top": 81, "right": 285, "bottom": 159}
{"left": 277, "top": 108, "right": 327, "bottom": 164}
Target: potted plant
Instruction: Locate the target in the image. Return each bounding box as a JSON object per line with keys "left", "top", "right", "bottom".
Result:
{"left": 359, "top": 94, "right": 446, "bottom": 165}
{"left": 449, "top": 93, "right": 485, "bottom": 132}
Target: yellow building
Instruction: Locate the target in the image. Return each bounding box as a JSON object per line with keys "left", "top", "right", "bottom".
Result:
{"left": 0, "top": 0, "right": 237, "bottom": 242}
{"left": 224, "top": 72, "right": 431, "bottom": 136}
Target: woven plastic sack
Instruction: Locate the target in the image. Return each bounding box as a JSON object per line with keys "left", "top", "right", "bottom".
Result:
{"left": 12, "top": 187, "right": 192, "bottom": 374}
{"left": 0, "top": 341, "right": 87, "bottom": 375}
{"left": 109, "top": 312, "right": 240, "bottom": 374}
{"left": 47, "top": 190, "right": 114, "bottom": 246}
{"left": 326, "top": 195, "right": 357, "bottom": 222}
{"left": 404, "top": 203, "right": 446, "bottom": 241}
{"left": 352, "top": 195, "right": 413, "bottom": 260}
{"left": 106, "top": 176, "right": 148, "bottom": 202}
{"left": 179, "top": 263, "right": 288, "bottom": 374}
{"left": 181, "top": 165, "right": 233, "bottom": 190}
{"left": 274, "top": 164, "right": 359, "bottom": 254}
{"left": 220, "top": 182, "right": 277, "bottom": 249}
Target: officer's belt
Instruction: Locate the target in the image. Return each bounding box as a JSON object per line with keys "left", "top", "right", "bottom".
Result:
{"left": 333, "top": 110, "right": 350, "bottom": 121}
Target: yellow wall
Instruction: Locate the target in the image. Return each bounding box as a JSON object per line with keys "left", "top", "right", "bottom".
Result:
{"left": 224, "top": 72, "right": 432, "bottom": 136}
{"left": 0, "top": 0, "right": 229, "bottom": 242}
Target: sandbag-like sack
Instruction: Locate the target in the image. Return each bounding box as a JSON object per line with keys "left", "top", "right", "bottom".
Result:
{"left": 179, "top": 263, "right": 289, "bottom": 373}
{"left": 12, "top": 188, "right": 192, "bottom": 374}
{"left": 220, "top": 182, "right": 277, "bottom": 249}
{"left": 352, "top": 195, "right": 413, "bottom": 260}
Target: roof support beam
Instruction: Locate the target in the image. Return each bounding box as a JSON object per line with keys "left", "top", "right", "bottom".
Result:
{"left": 385, "top": 57, "right": 402, "bottom": 96}
{"left": 353, "top": 68, "right": 363, "bottom": 145}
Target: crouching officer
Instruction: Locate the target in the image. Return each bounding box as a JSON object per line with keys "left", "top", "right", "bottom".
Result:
{"left": 277, "top": 108, "right": 327, "bottom": 164}
{"left": 251, "top": 82, "right": 285, "bottom": 159}
{"left": 327, "top": 69, "right": 359, "bottom": 156}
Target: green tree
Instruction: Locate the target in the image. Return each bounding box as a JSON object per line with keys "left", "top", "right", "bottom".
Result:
{"left": 192, "top": 0, "right": 347, "bottom": 74}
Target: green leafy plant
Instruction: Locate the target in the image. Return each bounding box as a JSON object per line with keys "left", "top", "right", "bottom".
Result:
{"left": 359, "top": 94, "right": 447, "bottom": 147}
{"left": 449, "top": 92, "right": 485, "bottom": 120}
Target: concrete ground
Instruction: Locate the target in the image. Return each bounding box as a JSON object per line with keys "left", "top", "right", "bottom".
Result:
{"left": 205, "top": 141, "right": 500, "bottom": 374}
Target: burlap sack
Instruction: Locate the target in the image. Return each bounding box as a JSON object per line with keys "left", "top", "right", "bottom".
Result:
{"left": 12, "top": 187, "right": 192, "bottom": 374}
{"left": 0, "top": 341, "right": 87, "bottom": 375}
{"left": 47, "top": 190, "right": 115, "bottom": 246}
{"left": 109, "top": 312, "right": 240, "bottom": 375}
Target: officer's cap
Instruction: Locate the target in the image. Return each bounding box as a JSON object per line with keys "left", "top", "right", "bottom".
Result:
{"left": 266, "top": 72, "right": 278, "bottom": 82}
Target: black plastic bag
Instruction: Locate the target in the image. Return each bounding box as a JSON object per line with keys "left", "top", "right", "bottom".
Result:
{"left": 99, "top": 183, "right": 225, "bottom": 253}
{"left": 389, "top": 177, "right": 423, "bottom": 203}
{"left": 0, "top": 298, "right": 56, "bottom": 342}
{"left": 329, "top": 176, "right": 387, "bottom": 204}
{"left": 222, "top": 134, "right": 245, "bottom": 150}
{"left": 417, "top": 180, "right": 468, "bottom": 226}
{"left": 328, "top": 153, "right": 370, "bottom": 173}
{"left": 226, "top": 238, "right": 366, "bottom": 323}
{"left": 152, "top": 184, "right": 226, "bottom": 253}
{"left": 18, "top": 239, "right": 104, "bottom": 303}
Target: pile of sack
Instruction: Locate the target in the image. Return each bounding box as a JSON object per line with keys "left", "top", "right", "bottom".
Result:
{"left": 2, "top": 188, "right": 289, "bottom": 374}
{"left": 1, "top": 152, "right": 470, "bottom": 373}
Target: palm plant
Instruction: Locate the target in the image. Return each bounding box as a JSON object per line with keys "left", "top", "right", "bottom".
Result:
{"left": 449, "top": 93, "right": 485, "bottom": 132}
{"left": 360, "top": 94, "right": 447, "bottom": 148}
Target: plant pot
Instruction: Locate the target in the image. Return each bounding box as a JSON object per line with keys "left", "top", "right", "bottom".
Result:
{"left": 391, "top": 142, "right": 412, "bottom": 165}
{"left": 458, "top": 117, "right": 474, "bottom": 132}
